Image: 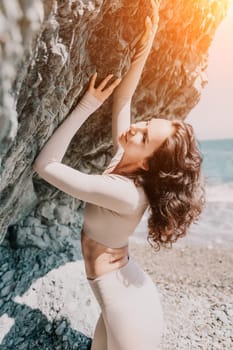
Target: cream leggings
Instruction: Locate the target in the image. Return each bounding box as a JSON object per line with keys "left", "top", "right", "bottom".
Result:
{"left": 87, "top": 256, "right": 164, "bottom": 350}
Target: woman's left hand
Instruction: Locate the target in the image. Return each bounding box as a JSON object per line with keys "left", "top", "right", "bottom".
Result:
{"left": 130, "top": 0, "right": 159, "bottom": 56}
{"left": 87, "top": 72, "right": 121, "bottom": 103}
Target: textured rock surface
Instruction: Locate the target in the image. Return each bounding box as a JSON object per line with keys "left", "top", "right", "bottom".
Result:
{"left": 0, "top": 0, "right": 43, "bottom": 152}
{"left": 0, "top": 0, "right": 231, "bottom": 242}
{"left": 0, "top": 0, "right": 232, "bottom": 349}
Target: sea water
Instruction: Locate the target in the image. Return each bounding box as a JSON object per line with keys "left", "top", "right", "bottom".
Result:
{"left": 132, "top": 138, "right": 233, "bottom": 247}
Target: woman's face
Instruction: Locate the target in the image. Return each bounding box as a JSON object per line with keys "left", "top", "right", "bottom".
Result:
{"left": 119, "top": 118, "right": 174, "bottom": 170}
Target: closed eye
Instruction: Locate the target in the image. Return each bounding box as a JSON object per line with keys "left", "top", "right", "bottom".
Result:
{"left": 143, "top": 121, "right": 149, "bottom": 143}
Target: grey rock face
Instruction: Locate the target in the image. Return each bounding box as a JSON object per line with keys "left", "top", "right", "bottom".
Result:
{"left": 0, "top": 0, "right": 44, "bottom": 152}
{"left": 0, "top": 0, "right": 230, "bottom": 242}
{"left": 0, "top": 1, "right": 231, "bottom": 348}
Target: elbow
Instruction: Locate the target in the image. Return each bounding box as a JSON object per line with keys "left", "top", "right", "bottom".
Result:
{"left": 32, "top": 161, "right": 48, "bottom": 180}
{"left": 32, "top": 157, "right": 48, "bottom": 175}
{"left": 32, "top": 160, "right": 42, "bottom": 174}
{"left": 32, "top": 158, "right": 60, "bottom": 176}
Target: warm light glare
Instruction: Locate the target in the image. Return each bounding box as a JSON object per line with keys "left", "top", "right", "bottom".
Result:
{"left": 187, "top": 1, "right": 233, "bottom": 140}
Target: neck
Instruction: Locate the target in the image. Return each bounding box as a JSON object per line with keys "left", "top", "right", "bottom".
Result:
{"left": 112, "top": 153, "right": 138, "bottom": 175}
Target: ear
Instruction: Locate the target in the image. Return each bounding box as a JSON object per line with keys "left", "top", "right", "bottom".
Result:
{"left": 139, "top": 159, "right": 149, "bottom": 171}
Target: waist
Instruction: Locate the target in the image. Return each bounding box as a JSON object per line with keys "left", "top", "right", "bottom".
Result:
{"left": 81, "top": 230, "right": 129, "bottom": 280}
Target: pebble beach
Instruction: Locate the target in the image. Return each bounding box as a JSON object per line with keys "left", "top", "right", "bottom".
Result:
{"left": 0, "top": 226, "right": 232, "bottom": 349}
{"left": 129, "top": 239, "right": 233, "bottom": 350}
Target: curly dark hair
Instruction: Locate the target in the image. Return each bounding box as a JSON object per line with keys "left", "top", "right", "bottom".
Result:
{"left": 131, "top": 119, "right": 205, "bottom": 251}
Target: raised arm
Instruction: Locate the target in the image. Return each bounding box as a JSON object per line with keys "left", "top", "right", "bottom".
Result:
{"left": 33, "top": 74, "right": 120, "bottom": 170}
{"left": 112, "top": 0, "right": 159, "bottom": 153}
{"left": 32, "top": 75, "right": 145, "bottom": 215}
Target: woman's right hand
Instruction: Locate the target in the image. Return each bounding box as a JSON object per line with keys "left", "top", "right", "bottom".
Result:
{"left": 87, "top": 72, "right": 121, "bottom": 103}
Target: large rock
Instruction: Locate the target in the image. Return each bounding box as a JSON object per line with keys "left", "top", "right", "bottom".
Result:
{"left": 0, "top": 0, "right": 231, "bottom": 348}
{"left": 0, "top": 0, "right": 230, "bottom": 243}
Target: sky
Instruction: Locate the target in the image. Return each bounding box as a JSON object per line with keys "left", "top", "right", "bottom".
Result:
{"left": 187, "top": 3, "right": 233, "bottom": 141}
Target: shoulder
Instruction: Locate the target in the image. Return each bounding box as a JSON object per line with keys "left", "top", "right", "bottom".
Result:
{"left": 103, "top": 173, "right": 148, "bottom": 211}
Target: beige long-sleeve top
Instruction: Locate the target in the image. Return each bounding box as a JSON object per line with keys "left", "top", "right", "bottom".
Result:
{"left": 33, "top": 22, "right": 157, "bottom": 248}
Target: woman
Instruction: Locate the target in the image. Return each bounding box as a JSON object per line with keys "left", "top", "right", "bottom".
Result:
{"left": 33, "top": 1, "right": 205, "bottom": 349}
